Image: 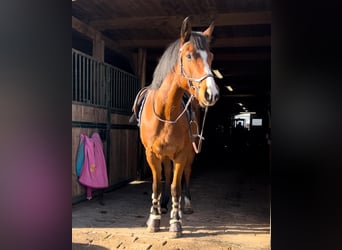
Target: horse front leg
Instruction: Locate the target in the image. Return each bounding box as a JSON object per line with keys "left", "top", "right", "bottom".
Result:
{"left": 169, "top": 161, "right": 184, "bottom": 238}
{"left": 145, "top": 150, "right": 162, "bottom": 232}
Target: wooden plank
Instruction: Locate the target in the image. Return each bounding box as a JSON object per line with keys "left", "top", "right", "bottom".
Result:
{"left": 89, "top": 11, "right": 271, "bottom": 31}
{"left": 108, "top": 113, "right": 139, "bottom": 186}
{"left": 72, "top": 104, "right": 107, "bottom": 123}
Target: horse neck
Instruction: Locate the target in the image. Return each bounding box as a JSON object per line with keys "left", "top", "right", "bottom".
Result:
{"left": 154, "top": 74, "right": 186, "bottom": 120}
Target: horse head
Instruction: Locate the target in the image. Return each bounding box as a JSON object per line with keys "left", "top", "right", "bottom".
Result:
{"left": 178, "top": 17, "right": 220, "bottom": 107}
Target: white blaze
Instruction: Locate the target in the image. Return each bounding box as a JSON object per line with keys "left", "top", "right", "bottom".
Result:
{"left": 198, "top": 50, "right": 219, "bottom": 99}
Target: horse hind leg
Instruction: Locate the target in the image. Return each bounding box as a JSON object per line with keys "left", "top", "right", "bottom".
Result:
{"left": 161, "top": 158, "right": 172, "bottom": 214}
{"left": 182, "top": 163, "right": 194, "bottom": 214}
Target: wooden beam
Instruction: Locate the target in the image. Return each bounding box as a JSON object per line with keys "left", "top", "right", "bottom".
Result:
{"left": 72, "top": 16, "right": 97, "bottom": 39}
{"left": 137, "top": 48, "right": 147, "bottom": 87}
{"left": 213, "top": 53, "right": 270, "bottom": 61}
{"left": 90, "top": 16, "right": 180, "bottom": 31}
{"left": 89, "top": 11, "right": 271, "bottom": 31}
{"left": 213, "top": 11, "right": 271, "bottom": 26}
{"left": 146, "top": 52, "right": 270, "bottom": 62}
{"left": 72, "top": 16, "right": 133, "bottom": 64}
{"left": 92, "top": 33, "right": 104, "bottom": 62}
{"left": 116, "top": 39, "right": 173, "bottom": 48}
{"left": 212, "top": 36, "right": 271, "bottom": 48}
{"left": 115, "top": 36, "right": 270, "bottom": 49}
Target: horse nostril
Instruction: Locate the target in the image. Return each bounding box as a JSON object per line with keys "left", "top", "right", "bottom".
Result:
{"left": 205, "top": 90, "right": 219, "bottom": 104}
{"left": 205, "top": 91, "right": 212, "bottom": 102}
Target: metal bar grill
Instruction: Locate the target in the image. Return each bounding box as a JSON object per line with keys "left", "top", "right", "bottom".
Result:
{"left": 72, "top": 49, "right": 140, "bottom": 113}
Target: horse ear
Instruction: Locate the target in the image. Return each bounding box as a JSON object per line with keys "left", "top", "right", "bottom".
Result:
{"left": 203, "top": 21, "right": 215, "bottom": 39}
{"left": 181, "top": 16, "right": 192, "bottom": 45}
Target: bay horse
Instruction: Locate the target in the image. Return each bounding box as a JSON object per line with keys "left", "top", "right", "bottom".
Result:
{"left": 138, "top": 17, "right": 219, "bottom": 237}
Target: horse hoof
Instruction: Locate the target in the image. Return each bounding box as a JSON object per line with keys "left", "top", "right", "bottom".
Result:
{"left": 161, "top": 207, "right": 168, "bottom": 214}
{"left": 169, "top": 222, "right": 182, "bottom": 238}
{"left": 146, "top": 218, "right": 160, "bottom": 232}
{"left": 169, "top": 231, "right": 182, "bottom": 238}
{"left": 183, "top": 207, "right": 194, "bottom": 214}
{"left": 147, "top": 226, "right": 160, "bottom": 233}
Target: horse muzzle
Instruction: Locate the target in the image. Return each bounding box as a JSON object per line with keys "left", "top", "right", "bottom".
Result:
{"left": 199, "top": 84, "right": 219, "bottom": 107}
{"left": 204, "top": 90, "right": 219, "bottom": 106}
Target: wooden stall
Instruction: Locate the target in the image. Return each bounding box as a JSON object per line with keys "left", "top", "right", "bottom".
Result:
{"left": 71, "top": 48, "right": 141, "bottom": 203}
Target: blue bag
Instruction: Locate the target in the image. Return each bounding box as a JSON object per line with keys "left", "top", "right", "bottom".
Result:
{"left": 76, "top": 134, "right": 85, "bottom": 177}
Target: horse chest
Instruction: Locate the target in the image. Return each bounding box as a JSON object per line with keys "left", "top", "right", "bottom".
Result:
{"left": 151, "top": 125, "right": 188, "bottom": 156}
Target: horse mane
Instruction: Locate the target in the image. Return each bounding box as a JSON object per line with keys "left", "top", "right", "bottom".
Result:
{"left": 150, "top": 31, "right": 209, "bottom": 90}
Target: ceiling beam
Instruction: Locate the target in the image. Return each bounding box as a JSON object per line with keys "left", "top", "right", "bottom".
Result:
{"left": 72, "top": 16, "right": 98, "bottom": 39}
{"left": 212, "top": 36, "right": 270, "bottom": 48}
{"left": 146, "top": 52, "right": 270, "bottom": 62}
{"left": 213, "top": 11, "right": 271, "bottom": 26}
{"left": 213, "top": 52, "right": 270, "bottom": 61}
{"left": 89, "top": 11, "right": 271, "bottom": 31}
{"left": 72, "top": 16, "right": 133, "bottom": 62}
{"left": 114, "top": 36, "right": 270, "bottom": 48}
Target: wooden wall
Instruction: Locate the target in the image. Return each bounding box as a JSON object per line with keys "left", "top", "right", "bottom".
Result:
{"left": 72, "top": 104, "right": 140, "bottom": 202}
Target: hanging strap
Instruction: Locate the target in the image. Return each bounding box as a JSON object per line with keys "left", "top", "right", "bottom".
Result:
{"left": 191, "top": 106, "right": 208, "bottom": 154}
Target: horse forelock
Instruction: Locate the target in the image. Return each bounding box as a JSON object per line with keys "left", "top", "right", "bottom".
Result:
{"left": 150, "top": 32, "right": 209, "bottom": 90}
{"left": 190, "top": 32, "right": 209, "bottom": 51}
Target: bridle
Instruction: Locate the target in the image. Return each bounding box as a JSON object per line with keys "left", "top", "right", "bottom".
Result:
{"left": 151, "top": 41, "right": 213, "bottom": 153}
{"left": 179, "top": 42, "right": 214, "bottom": 96}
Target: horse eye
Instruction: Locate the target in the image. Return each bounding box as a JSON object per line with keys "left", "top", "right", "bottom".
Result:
{"left": 186, "top": 53, "right": 192, "bottom": 60}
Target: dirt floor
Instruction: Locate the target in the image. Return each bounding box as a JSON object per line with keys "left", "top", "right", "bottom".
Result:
{"left": 72, "top": 150, "right": 270, "bottom": 250}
